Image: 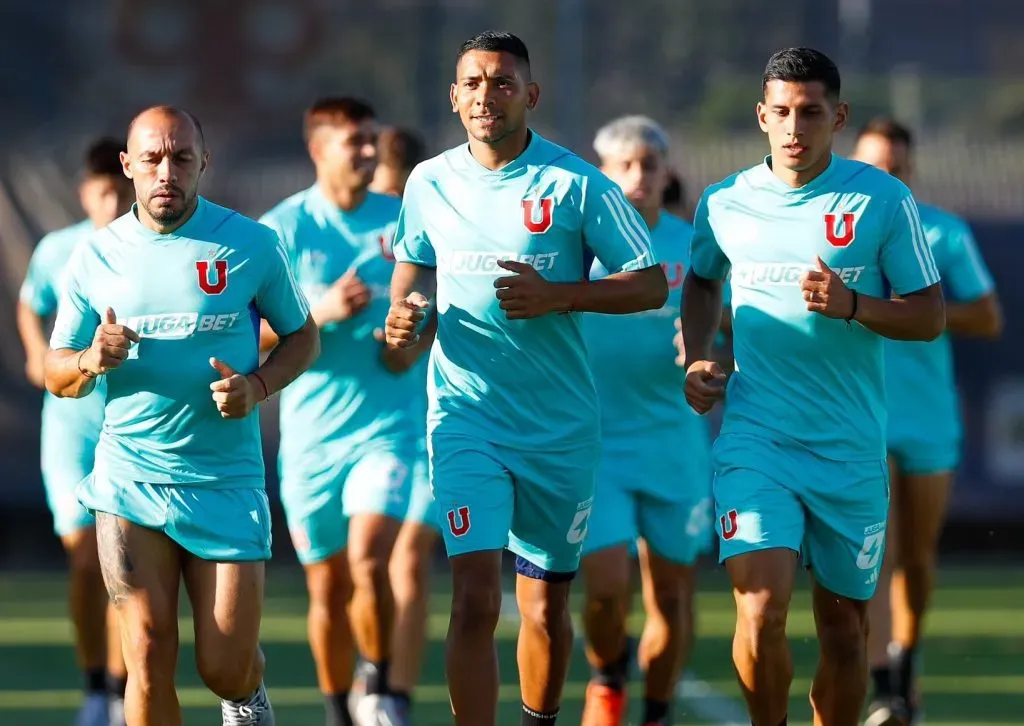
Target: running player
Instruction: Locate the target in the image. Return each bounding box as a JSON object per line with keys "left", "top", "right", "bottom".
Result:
{"left": 260, "top": 97, "right": 430, "bottom": 726}
{"left": 579, "top": 115, "right": 712, "bottom": 726}
{"left": 851, "top": 117, "right": 1003, "bottom": 726}
{"left": 44, "top": 105, "right": 319, "bottom": 726}
{"left": 383, "top": 31, "right": 667, "bottom": 726}
{"left": 370, "top": 127, "right": 427, "bottom": 198}
{"left": 681, "top": 49, "right": 945, "bottom": 726}
{"left": 18, "top": 137, "right": 132, "bottom": 726}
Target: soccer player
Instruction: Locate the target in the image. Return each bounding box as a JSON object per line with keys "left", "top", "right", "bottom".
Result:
{"left": 17, "top": 137, "right": 132, "bottom": 726}
{"left": 370, "top": 126, "right": 427, "bottom": 198}
{"left": 850, "top": 117, "right": 1003, "bottom": 726}
{"left": 260, "top": 97, "right": 431, "bottom": 726}
{"left": 44, "top": 105, "right": 319, "bottom": 726}
{"left": 681, "top": 49, "right": 946, "bottom": 726}
{"left": 383, "top": 30, "right": 668, "bottom": 726}
{"left": 579, "top": 116, "right": 713, "bottom": 726}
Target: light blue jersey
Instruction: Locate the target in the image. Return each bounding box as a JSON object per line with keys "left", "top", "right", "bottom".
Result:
{"left": 886, "top": 203, "right": 994, "bottom": 473}
{"left": 260, "top": 186, "right": 427, "bottom": 563}
{"left": 691, "top": 155, "right": 940, "bottom": 462}
{"left": 21, "top": 220, "right": 105, "bottom": 535}
{"left": 583, "top": 211, "right": 712, "bottom": 564}
{"left": 394, "top": 132, "right": 656, "bottom": 573}
{"left": 394, "top": 132, "right": 657, "bottom": 451}
{"left": 696, "top": 155, "right": 940, "bottom": 600}
{"left": 50, "top": 198, "right": 311, "bottom": 489}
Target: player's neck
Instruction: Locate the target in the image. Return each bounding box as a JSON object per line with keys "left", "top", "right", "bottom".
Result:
{"left": 468, "top": 128, "right": 531, "bottom": 171}
{"left": 640, "top": 206, "right": 660, "bottom": 230}
{"left": 136, "top": 197, "right": 199, "bottom": 235}
{"left": 319, "top": 180, "right": 367, "bottom": 212}
{"left": 771, "top": 150, "right": 834, "bottom": 188}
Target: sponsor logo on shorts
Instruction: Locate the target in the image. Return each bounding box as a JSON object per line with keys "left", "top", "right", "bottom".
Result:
{"left": 566, "top": 497, "right": 593, "bottom": 545}
{"left": 447, "top": 505, "right": 471, "bottom": 537}
{"left": 732, "top": 262, "right": 865, "bottom": 287}
{"left": 121, "top": 312, "right": 242, "bottom": 339}
{"left": 856, "top": 521, "right": 886, "bottom": 576}
{"left": 447, "top": 251, "right": 560, "bottom": 275}
{"left": 290, "top": 527, "right": 310, "bottom": 554}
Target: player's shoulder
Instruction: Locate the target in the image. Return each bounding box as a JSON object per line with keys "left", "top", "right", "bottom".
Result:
{"left": 363, "top": 189, "right": 402, "bottom": 223}
{"left": 200, "top": 198, "right": 281, "bottom": 251}
{"left": 657, "top": 210, "right": 695, "bottom": 237}
{"left": 698, "top": 162, "right": 770, "bottom": 211}
{"left": 259, "top": 186, "right": 317, "bottom": 229}
{"left": 832, "top": 156, "right": 911, "bottom": 200}
{"left": 916, "top": 201, "right": 969, "bottom": 235}
{"left": 34, "top": 219, "right": 94, "bottom": 256}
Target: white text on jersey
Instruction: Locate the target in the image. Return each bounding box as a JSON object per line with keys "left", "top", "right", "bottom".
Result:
{"left": 448, "top": 251, "right": 560, "bottom": 275}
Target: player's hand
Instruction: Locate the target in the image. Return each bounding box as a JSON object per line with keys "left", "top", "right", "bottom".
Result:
{"left": 81, "top": 307, "right": 140, "bottom": 376}
{"left": 494, "top": 259, "right": 556, "bottom": 319}
{"left": 384, "top": 293, "right": 430, "bottom": 348}
{"left": 673, "top": 318, "right": 686, "bottom": 367}
{"left": 800, "top": 257, "right": 855, "bottom": 320}
{"left": 684, "top": 360, "right": 727, "bottom": 414}
{"left": 209, "top": 358, "right": 256, "bottom": 419}
{"left": 315, "top": 269, "right": 372, "bottom": 324}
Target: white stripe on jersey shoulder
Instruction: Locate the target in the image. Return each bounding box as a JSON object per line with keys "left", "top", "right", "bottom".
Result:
{"left": 600, "top": 187, "right": 653, "bottom": 263}
{"left": 273, "top": 239, "right": 311, "bottom": 315}
{"left": 901, "top": 197, "right": 940, "bottom": 286}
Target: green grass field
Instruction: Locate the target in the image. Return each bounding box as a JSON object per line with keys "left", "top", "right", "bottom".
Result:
{"left": 0, "top": 564, "right": 1020, "bottom": 725}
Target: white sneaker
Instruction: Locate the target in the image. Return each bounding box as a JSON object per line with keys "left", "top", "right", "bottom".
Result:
{"left": 75, "top": 694, "right": 109, "bottom": 726}
{"left": 221, "top": 682, "right": 275, "bottom": 725}
{"left": 350, "top": 693, "right": 404, "bottom": 726}
{"left": 107, "top": 695, "right": 126, "bottom": 726}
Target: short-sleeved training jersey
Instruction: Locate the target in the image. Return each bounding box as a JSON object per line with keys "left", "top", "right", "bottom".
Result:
{"left": 393, "top": 132, "right": 657, "bottom": 451}
{"left": 689, "top": 155, "right": 940, "bottom": 461}
{"left": 50, "top": 198, "right": 310, "bottom": 488}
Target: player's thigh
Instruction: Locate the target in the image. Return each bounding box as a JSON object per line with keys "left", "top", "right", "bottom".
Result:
{"left": 802, "top": 457, "right": 890, "bottom": 602}
{"left": 342, "top": 438, "right": 416, "bottom": 524}
{"left": 429, "top": 434, "right": 513, "bottom": 557}
{"left": 581, "top": 543, "right": 633, "bottom": 604}
{"left": 507, "top": 443, "right": 600, "bottom": 576}
{"left": 580, "top": 469, "right": 638, "bottom": 560}
{"left": 94, "top": 511, "right": 183, "bottom": 663}
{"left": 164, "top": 486, "right": 273, "bottom": 563}
{"left": 60, "top": 524, "right": 101, "bottom": 574}
{"left": 182, "top": 555, "right": 265, "bottom": 683}
{"left": 712, "top": 433, "right": 806, "bottom": 563}
{"left": 281, "top": 466, "right": 349, "bottom": 566}
{"left": 637, "top": 539, "right": 697, "bottom": 616}
{"left": 893, "top": 467, "right": 952, "bottom": 562}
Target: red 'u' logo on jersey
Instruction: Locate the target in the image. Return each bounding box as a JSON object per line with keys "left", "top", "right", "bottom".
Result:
{"left": 824, "top": 212, "right": 856, "bottom": 247}
{"left": 196, "top": 260, "right": 228, "bottom": 295}
{"left": 720, "top": 510, "right": 739, "bottom": 540}
{"left": 447, "top": 506, "right": 471, "bottom": 537}
{"left": 522, "top": 198, "right": 554, "bottom": 234}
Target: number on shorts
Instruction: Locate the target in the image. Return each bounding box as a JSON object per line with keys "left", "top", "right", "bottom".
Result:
{"left": 855, "top": 531, "right": 885, "bottom": 570}
{"left": 566, "top": 505, "right": 592, "bottom": 544}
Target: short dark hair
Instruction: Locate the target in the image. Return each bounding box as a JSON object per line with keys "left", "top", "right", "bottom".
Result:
{"left": 83, "top": 137, "right": 126, "bottom": 179}
{"left": 856, "top": 116, "right": 914, "bottom": 150}
{"left": 377, "top": 127, "right": 426, "bottom": 172}
{"left": 662, "top": 171, "right": 684, "bottom": 208}
{"left": 457, "top": 30, "right": 530, "bottom": 70}
{"left": 303, "top": 97, "right": 376, "bottom": 142}
{"left": 762, "top": 47, "right": 841, "bottom": 99}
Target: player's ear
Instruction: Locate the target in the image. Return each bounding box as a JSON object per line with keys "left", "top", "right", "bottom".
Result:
{"left": 449, "top": 83, "right": 458, "bottom": 114}
{"left": 199, "top": 150, "right": 210, "bottom": 175}
{"left": 755, "top": 102, "right": 769, "bottom": 133}
{"left": 526, "top": 81, "right": 540, "bottom": 111}
{"left": 833, "top": 100, "right": 849, "bottom": 133}
{"left": 119, "top": 151, "right": 133, "bottom": 180}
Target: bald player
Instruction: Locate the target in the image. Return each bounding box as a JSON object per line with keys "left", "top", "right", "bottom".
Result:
{"left": 44, "top": 106, "right": 320, "bottom": 726}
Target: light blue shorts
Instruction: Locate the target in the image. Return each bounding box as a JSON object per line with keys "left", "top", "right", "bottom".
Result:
{"left": 583, "top": 437, "right": 713, "bottom": 566}
{"left": 402, "top": 439, "right": 439, "bottom": 531}
{"left": 713, "top": 433, "right": 890, "bottom": 601}
{"left": 429, "top": 433, "right": 599, "bottom": 575}
{"left": 41, "top": 421, "right": 99, "bottom": 537}
{"left": 887, "top": 433, "right": 960, "bottom": 476}
{"left": 78, "top": 474, "right": 272, "bottom": 561}
{"left": 280, "top": 437, "right": 416, "bottom": 565}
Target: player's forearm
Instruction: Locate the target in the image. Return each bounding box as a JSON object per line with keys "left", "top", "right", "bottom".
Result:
{"left": 391, "top": 262, "right": 437, "bottom": 303}
{"left": 251, "top": 316, "right": 320, "bottom": 399}
{"left": 380, "top": 312, "right": 436, "bottom": 374}
{"left": 681, "top": 271, "right": 724, "bottom": 363}
{"left": 16, "top": 303, "right": 49, "bottom": 388}
{"left": 854, "top": 286, "right": 945, "bottom": 341}
{"left": 44, "top": 348, "right": 98, "bottom": 398}
{"left": 944, "top": 294, "right": 1003, "bottom": 338}
{"left": 258, "top": 320, "right": 279, "bottom": 353}
{"left": 552, "top": 266, "right": 668, "bottom": 314}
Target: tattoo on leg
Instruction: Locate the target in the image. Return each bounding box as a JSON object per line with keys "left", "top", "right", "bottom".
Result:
{"left": 96, "top": 514, "right": 135, "bottom": 606}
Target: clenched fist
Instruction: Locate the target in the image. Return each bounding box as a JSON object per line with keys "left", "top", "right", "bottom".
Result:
{"left": 314, "top": 269, "right": 372, "bottom": 324}
{"left": 384, "top": 293, "right": 430, "bottom": 348}
{"left": 800, "top": 257, "right": 856, "bottom": 320}
{"left": 209, "top": 358, "right": 259, "bottom": 419}
{"left": 79, "top": 307, "right": 139, "bottom": 376}
{"left": 684, "top": 360, "right": 727, "bottom": 415}
{"left": 493, "top": 259, "right": 557, "bottom": 319}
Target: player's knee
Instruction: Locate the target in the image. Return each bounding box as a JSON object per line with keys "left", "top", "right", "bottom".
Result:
{"left": 816, "top": 600, "right": 868, "bottom": 663}
{"left": 735, "top": 589, "right": 789, "bottom": 648}
{"left": 518, "top": 580, "right": 571, "bottom": 638}
{"left": 306, "top": 559, "right": 353, "bottom": 614}
{"left": 122, "top": 618, "right": 178, "bottom": 681}
{"left": 389, "top": 546, "right": 429, "bottom": 604}
{"left": 647, "top": 577, "right": 687, "bottom": 627}
{"left": 349, "top": 548, "right": 391, "bottom": 597}
{"left": 197, "top": 644, "right": 259, "bottom": 699}
{"left": 450, "top": 578, "right": 502, "bottom": 635}
{"left": 63, "top": 529, "right": 102, "bottom": 576}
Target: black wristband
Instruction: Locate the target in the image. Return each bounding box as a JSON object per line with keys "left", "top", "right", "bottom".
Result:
{"left": 846, "top": 290, "right": 859, "bottom": 323}
{"left": 77, "top": 349, "right": 97, "bottom": 379}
